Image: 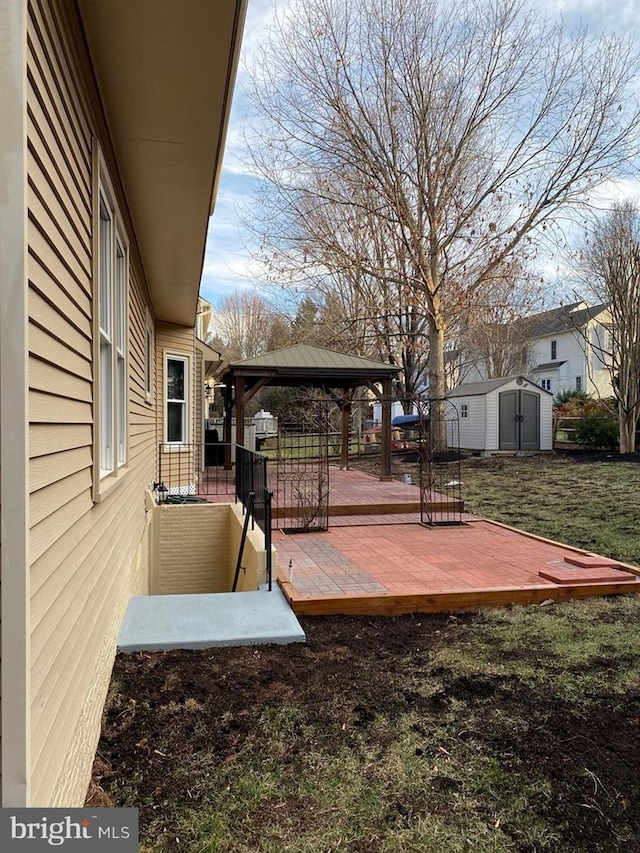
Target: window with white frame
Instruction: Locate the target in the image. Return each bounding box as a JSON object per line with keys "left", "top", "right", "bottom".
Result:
{"left": 165, "top": 354, "right": 189, "bottom": 444}
{"left": 575, "top": 376, "right": 582, "bottom": 391}
{"left": 98, "top": 175, "right": 128, "bottom": 480}
{"left": 461, "top": 403, "right": 468, "bottom": 418}
{"left": 551, "top": 340, "right": 557, "bottom": 360}
{"left": 541, "top": 378, "right": 551, "bottom": 391}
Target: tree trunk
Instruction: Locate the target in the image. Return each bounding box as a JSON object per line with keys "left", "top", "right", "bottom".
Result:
{"left": 619, "top": 409, "right": 637, "bottom": 454}
{"left": 428, "top": 318, "right": 447, "bottom": 454}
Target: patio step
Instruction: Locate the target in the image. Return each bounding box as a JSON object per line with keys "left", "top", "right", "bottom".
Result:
{"left": 118, "top": 586, "right": 305, "bottom": 653}
{"left": 538, "top": 565, "right": 638, "bottom": 584}
{"left": 273, "top": 499, "right": 463, "bottom": 519}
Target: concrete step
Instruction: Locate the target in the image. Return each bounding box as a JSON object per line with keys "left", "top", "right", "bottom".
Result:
{"left": 118, "top": 585, "right": 305, "bottom": 653}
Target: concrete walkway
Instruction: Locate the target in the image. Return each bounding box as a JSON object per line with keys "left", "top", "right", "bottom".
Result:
{"left": 118, "top": 585, "right": 305, "bottom": 653}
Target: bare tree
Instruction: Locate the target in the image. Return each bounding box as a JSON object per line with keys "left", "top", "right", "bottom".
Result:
{"left": 211, "top": 291, "right": 291, "bottom": 362}
{"left": 578, "top": 202, "right": 640, "bottom": 453}
{"left": 246, "top": 0, "right": 640, "bottom": 449}
{"left": 457, "top": 270, "right": 544, "bottom": 380}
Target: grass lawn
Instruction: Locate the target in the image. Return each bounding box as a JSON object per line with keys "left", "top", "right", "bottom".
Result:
{"left": 454, "top": 453, "right": 640, "bottom": 567}
{"left": 88, "top": 453, "right": 640, "bottom": 852}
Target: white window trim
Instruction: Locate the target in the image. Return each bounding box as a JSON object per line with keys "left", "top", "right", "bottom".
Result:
{"left": 93, "top": 141, "right": 129, "bottom": 501}
{"left": 164, "top": 351, "right": 191, "bottom": 447}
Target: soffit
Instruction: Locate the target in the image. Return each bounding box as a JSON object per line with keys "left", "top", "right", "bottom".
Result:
{"left": 77, "top": 0, "right": 247, "bottom": 326}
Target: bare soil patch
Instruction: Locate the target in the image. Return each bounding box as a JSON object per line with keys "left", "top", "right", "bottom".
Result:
{"left": 89, "top": 600, "right": 640, "bottom": 852}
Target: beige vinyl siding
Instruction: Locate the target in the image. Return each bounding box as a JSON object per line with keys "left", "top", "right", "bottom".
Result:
{"left": 27, "top": 0, "right": 156, "bottom": 807}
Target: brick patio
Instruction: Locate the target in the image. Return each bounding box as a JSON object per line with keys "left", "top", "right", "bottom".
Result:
{"left": 271, "top": 468, "right": 640, "bottom": 615}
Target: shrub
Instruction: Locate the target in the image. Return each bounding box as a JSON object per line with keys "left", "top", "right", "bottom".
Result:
{"left": 573, "top": 411, "right": 619, "bottom": 449}
{"left": 553, "top": 387, "right": 589, "bottom": 409}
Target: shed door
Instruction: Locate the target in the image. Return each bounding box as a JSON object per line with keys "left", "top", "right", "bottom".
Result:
{"left": 499, "top": 390, "right": 540, "bottom": 451}
{"left": 498, "top": 391, "right": 519, "bottom": 450}
{"left": 520, "top": 390, "right": 540, "bottom": 450}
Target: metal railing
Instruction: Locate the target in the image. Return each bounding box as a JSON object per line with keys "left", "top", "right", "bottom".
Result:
{"left": 232, "top": 487, "right": 274, "bottom": 592}
{"left": 155, "top": 443, "right": 235, "bottom": 501}
{"left": 234, "top": 447, "right": 273, "bottom": 592}
{"left": 235, "top": 445, "right": 268, "bottom": 509}
{"left": 156, "top": 443, "right": 274, "bottom": 592}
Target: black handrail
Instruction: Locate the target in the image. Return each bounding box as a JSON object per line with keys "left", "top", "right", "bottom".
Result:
{"left": 232, "top": 491, "right": 254, "bottom": 593}
{"left": 235, "top": 445, "right": 268, "bottom": 514}
{"left": 234, "top": 447, "right": 274, "bottom": 592}
{"left": 264, "top": 488, "right": 273, "bottom": 591}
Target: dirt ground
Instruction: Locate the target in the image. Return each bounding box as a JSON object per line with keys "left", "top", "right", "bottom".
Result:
{"left": 89, "top": 606, "right": 640, "bottom": 852}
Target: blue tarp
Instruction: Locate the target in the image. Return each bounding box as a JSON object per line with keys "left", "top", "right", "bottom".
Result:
{"left": 391, "top": 414, "right": 427, "bottom": 429}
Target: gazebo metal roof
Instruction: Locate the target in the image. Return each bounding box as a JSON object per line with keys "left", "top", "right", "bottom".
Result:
{"left": 220, "top": 344, "right": 400, "bottom": 478}
{"left": 221, "top": 344, "right": 400, "bottom": 388}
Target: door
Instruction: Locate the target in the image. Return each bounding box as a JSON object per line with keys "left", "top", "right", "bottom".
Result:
{"left": 499, "top": 390, "right": 540, "bottom": 450}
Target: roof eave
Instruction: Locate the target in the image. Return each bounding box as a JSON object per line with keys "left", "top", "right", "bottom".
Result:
{"left": 77, "top": 0, "right": 248, "bottom": 327}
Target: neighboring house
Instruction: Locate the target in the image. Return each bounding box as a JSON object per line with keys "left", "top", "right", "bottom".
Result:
{"left": 460, "top": 302, "right": 613, "bottom": 399}
{"left": 0, "top": 0, "right": 247, "bottom": 807}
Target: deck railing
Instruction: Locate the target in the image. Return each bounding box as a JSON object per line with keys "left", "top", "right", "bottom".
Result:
{"left": 155, "top": 443, "right": 235, "bottom": 501}
{"left": 235, "top": 445, "right": 268, "bottom": 508}
{"left": 235, "top": 446, "right": 273, "bottom": 591}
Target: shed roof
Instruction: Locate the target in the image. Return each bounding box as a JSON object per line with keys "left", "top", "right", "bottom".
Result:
{"left": 447, "top": 376, "right": 551, "bottom": 397}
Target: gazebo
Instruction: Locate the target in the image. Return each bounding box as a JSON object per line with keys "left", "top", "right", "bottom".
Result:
{"left": 218, "top": 344, "right": 401, "bottom": 479}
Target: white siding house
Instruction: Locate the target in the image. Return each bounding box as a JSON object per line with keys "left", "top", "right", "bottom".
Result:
{"left": 462, "top": 302, "right": 613, "bottom": 400}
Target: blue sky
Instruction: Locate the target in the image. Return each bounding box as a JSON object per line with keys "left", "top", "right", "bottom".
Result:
{"left": 200, "top": 0, "right": 640, "bottom": 308}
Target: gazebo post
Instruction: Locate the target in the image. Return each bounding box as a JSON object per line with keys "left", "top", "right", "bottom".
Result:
{"left": 223, "top": 381, "right": 233, "bottom": 470}
{"left": 235, "top": 376, "right": 246, "bottom": 451}
{"left": 340, "top": 389, "right": 352, "bottom": 470}
{"left": 380, "top": 377, "right": 392, "bottom": 481}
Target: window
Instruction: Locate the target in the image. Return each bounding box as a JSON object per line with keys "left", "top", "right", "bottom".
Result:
{"left": 541, "top": 379, "right": 551, "bottom": 391}
{"left": 575, "top": 376, "right": 582, "bottom": 391}
{"left": 461, "top": 403, "right": 468, "bottom": 418}
{"left": 97, "top": 179, "right": 128, "bottom": 479}
{"left": 165, "top": 354, "right": 189, "bottom": 444}
{"left": 551, "top": 340, "right": 557, "bottom": 360}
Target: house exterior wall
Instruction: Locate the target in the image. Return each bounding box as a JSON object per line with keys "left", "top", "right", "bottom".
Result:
{"left": 156, "top": 323, "right": 198, "bottom": 495}
{"left": 25, "top": 0, "right": 155, "bottom": 806}
{"left": 152, "top": 503, "right": 231, "bottom": 594}
{"left": 0, "top": 0, "right": 29, "bottom": 807}
{"left": 529, "top": 330, "right": 586, "bottom": 395}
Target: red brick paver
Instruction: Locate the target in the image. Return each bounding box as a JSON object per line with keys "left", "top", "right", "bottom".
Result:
{"left": 274, "top": 517, "right": 639, "bottom": 606}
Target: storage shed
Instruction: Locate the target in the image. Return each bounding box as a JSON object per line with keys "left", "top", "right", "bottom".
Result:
{"left": 446, "top": 376, "right": 553, "bottom": 452}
